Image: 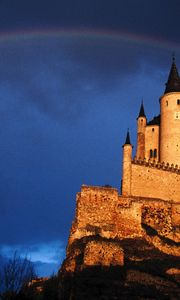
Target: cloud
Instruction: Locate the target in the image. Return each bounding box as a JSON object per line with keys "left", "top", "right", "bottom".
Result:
{"left": 0, "top": 35, "right": 173, "bottom": 126}
{"left": 34, "top": 261, "right": 59, "bottom": 277}
{"left": 0, "top": 241, "right": 65, "bottom": 276}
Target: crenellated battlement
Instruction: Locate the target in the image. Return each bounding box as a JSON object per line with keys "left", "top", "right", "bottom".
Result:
{"left": 132, "top": 157, "right": 180, "bottom": 174}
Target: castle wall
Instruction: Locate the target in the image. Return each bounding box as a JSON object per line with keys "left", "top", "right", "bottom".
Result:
{"left": 83, "top": 240, "right": 124, "bottom": 267}
{"left": 68, "top": 184, "right": 179, "bottom": 257}
{"left": 145, "top": 125, "right": 159, "bottom": 161}
{"left": 69, "top": 185, "right": 143, "bottom": 245}
{"left": 172, "top": 203, "right": 180, "bottom": 227}
{"left": 160, "top": 92, "right": 180, "bottom": 165}
{"left": 130, "top": 163, "right": 180, "bottom": 203}
{"left": 136, "top": 116, "right": 146, "bottom": 159}
{"left": 122, "top": 144, "right": 132, "bottom": 195}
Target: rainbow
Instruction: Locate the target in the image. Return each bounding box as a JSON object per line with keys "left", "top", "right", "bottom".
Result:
{"left": 0, "top": 28, "right": 180, "bottom": 52}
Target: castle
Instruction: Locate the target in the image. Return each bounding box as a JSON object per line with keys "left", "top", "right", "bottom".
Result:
{"left": 122, "top": 56, "right": 180, "bottom": 202}
{"left": 59, "top": 58, "right": 180, "bottom": 299}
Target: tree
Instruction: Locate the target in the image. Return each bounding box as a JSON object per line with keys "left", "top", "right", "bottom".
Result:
{"left": 0, "top": 252, "right": 36, "bottom": 300}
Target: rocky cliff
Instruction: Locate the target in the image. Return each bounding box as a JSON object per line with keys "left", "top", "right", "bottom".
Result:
{"left": 58, "top": 185, "right": 180, "bottom": 299}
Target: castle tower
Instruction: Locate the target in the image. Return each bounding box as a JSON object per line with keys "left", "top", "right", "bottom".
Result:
{"left": 160, "top": 57, "right": 180, "bottom": 165}
{"left": 122, "top": 130, "right": 132, "bottom": 196}
{"left": 136, "top": 101, "right": 146, "bottom": 159}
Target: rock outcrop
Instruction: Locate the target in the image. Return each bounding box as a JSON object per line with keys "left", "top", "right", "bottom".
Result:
{"left": 58, "top": 185, "right": 180, "bottom": 299}
{"left": 59, "top": 236, "right": 180, "bottom": 299}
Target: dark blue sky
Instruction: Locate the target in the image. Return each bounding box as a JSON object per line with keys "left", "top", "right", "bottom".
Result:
{"left": 0, "top": 0, "right": 180, "bottom": 276}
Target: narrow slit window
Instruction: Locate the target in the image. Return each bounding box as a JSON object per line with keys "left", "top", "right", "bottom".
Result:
{"left": 177, "top": 99, "right": 180, "bottom": 105}
{"left": 150, "top": 149, "right": 153, "bottom": 158}
{"left": 154, "top": 149, "right": 157, "bottom": 158}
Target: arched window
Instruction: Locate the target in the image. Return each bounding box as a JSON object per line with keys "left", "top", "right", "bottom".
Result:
{"left": 177, "top": 99, "right": 180, "bottom": 105}
{"left": 150, "top": 149, "right": 153, "bottom": 158}
{"left": 154, "top": 149, "right": 157, "bottom": 158}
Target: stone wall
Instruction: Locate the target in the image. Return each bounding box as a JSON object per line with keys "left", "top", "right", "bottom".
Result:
{"left": 131, "top": 162, "right": 180, "bottom": 203}
{"left": 84, "top": 240, "right": 124, "bottom": 266}
{"left": 141, "top": 202, "right": 172, "bottom": 236}
{"left": 68, "top": 185, "right": 143, "bottom": 246}
{"left": 145, "top": 124, "right": 159, "bottom": 161}
{"left": 59, "top": 184, "right": 180, "bottom": 300}
{"left": 172, "top": 204, "right": 180, "bottom": 227}
{"left": 68, "top": 185, "right": 179, "bottom": 251}
{"left": 136, "top": 116, "right": 146, "bottom": 159}
{"left": 160, "top": 91, "right": 180, "bottom": 165}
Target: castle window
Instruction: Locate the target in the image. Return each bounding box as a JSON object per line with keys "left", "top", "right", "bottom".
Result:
{"left": 175, "top": 112, "right": 180, "bottom": 119}
{"left": 177, "top": 99, "right": 180, "bottom": 105}
{"left": 152, "top": 128, "right": 154, "bottom": 132}
{"left": 166, "top": 100, "right": 168, "bottom": 106}
{"left": 150, "top": 149, "right": 153, "bottom": 158}
{"left": 154, "top": 149, "right": 157, "bottom": 158}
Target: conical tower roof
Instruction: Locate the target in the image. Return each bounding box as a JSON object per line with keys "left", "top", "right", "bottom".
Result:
{"left": 124, "top": 129, "right": 131, "bottom": 145}
{"left": 138, "top": 101, "right": 146, "bottom": 118}
{"left": 164, "top": 57, "right": 180, "bottom": 94}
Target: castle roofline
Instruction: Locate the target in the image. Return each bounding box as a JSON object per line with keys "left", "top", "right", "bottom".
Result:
{"left": 147, "top": 115, "right": 160, "bottom": 126}
{"left": 138, "top": 101, "right": 146, "bottom": 118}
{"left": 123, "top": 129, "right": 131, "bottom": 145}
{"left": 164, "top": 57, "right": 180, "bottom": 94}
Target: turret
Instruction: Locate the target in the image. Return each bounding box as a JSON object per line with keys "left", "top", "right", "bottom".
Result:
{"left": 160, "top": 57, "right": 180, "bottom": 165}
{"left": 122, "top": 130, "right": 132, "bottom": 196}
{"left": 136, "top": 101, "right": 147, "bottom": 160}
{"left": 164, "top": 56, "right": 180, "bottom": 93}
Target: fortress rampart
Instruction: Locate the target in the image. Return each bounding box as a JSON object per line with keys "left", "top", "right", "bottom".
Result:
{"left": 68, "top": 185, "right": 180, "bottom": 255}
{"left": 129, "top": 159, "right": 180, "bottom": 203}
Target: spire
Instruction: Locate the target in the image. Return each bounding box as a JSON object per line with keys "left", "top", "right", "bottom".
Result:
{"left": 138, "top": 100, "right": 146, "bottom": 118}
{"left": 164, "top": 56, "right": 180, "bottom": 94}
{"left": 124, "top": 129, "right": 131, "bottom": 145}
